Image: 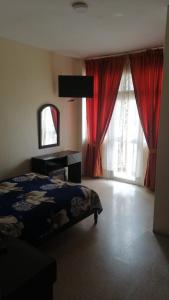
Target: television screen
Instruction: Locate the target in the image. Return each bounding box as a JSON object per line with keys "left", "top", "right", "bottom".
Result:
{"left": 58, "top": 75, "right": 93, "bottom": 98}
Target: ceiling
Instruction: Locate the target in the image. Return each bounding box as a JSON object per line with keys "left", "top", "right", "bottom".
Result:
{"left": 0, "top": 0, "right": 168, "bottom": 58}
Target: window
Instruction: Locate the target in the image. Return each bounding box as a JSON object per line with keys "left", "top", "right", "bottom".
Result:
{"left": 102, "top": 63, "right": 148, "bottom": 185}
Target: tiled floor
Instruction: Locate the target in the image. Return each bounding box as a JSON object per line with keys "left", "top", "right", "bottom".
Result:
{"left": 39, "top": 179, "right": 169, "bottom": 300}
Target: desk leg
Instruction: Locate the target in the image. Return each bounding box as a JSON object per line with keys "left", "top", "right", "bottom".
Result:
{"left": 68, "top": 162, "right": 81, "bottom": 183}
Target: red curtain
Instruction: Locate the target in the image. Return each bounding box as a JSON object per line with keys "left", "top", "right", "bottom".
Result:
{"left": 130, "top": 49, "right": 163, "bottom": 190}
{"left": 85, "top": 56, "right": 126, "bottom": 177}
{"left": 51, "top": 107, "right": 58, "bottom": 132}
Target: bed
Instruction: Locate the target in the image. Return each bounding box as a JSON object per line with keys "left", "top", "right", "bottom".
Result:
{"left": 0, "top": 173, "right": 102, "bottom": 243}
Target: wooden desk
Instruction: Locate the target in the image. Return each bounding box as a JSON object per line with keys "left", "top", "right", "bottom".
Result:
{"left": 32, "top": 150, "right": 81, "bottom": 183}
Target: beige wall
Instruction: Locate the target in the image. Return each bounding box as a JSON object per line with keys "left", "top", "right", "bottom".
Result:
{"left": 52, "top": 53, "right": 83, "bottom": 151}
{"left": 0, "top": 38, "right": 83, "bottom": 179}
{"left": 154, "top": 7, "right": 169, "bottom": 235}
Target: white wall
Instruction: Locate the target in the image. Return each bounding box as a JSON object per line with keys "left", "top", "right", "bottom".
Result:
{"left": 154, "top": 7, "right": 169, "bottom": 236}
{"left": 0, "top": 38, "right": 83, "bottom": 179}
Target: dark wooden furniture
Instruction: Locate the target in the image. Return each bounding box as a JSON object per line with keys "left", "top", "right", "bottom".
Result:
{"left": 0, "top": 239, "right": 56, "bottom": 300}
{"left": 32, "top": 150, "right": 81, "bottom": 183}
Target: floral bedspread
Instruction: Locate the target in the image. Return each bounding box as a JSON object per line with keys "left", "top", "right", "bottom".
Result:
{"left": 0, "top": 173, "right": 102, "bottom": 241}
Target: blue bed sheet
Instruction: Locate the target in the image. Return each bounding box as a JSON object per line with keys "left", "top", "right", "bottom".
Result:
{"left": 0, "top": 173, "right": 102, "bottom": 241}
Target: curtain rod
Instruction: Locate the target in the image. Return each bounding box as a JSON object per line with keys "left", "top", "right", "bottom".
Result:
{"left": 85, "top": 45, "right": 164, "bottom": 60}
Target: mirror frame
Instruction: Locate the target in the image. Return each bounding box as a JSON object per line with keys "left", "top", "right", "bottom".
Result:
{"left": 38, "top": 104, "right": 60, "bottom": 149}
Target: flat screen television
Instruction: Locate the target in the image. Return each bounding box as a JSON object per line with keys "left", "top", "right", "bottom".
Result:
{"left": 58, "top": 75, "right": 93, "bottom": 98}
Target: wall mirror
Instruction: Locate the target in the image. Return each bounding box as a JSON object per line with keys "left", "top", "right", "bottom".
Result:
{"left": 38, "top": 104, "right": 60, "bottom": 149}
